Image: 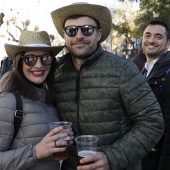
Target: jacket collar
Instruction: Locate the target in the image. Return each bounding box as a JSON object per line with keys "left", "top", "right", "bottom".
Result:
{"left": 146, "top": 51, "right": 170, "bottom": 80}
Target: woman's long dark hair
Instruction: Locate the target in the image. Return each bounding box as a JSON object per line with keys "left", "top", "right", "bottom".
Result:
{"left": 1, "top": 52, "right": 57, "bottom": 104}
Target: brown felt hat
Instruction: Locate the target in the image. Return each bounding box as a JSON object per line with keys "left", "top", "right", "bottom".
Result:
{"left": 5, "top": 30, "right": 64, "bottom": 59}
{"left": 51, "top": 2, "right": 112, "bottom": 43}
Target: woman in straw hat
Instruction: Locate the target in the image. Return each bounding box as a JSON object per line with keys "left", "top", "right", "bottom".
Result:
{"left": 0, "top": 30, "right": 73, "bottom": 170}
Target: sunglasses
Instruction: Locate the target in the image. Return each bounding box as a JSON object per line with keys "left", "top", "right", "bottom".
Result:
{"left": 64, "top": 25, "right": 99, "bottom": 37}
{"left": 21, "top": 54, "right": 53, "bottom": 66}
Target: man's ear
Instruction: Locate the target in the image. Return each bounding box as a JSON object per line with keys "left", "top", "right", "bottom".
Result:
{"left": 167, "top": 39, "right": 170, "bottom": 49}
{"left": 62, "top": 30, "right": 65, "bottom": 38}
{"left": 97, "top": 29, "right": 103, "bottom": 42}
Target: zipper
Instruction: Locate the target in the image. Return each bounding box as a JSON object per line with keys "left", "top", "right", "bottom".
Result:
{"left": 75, "top": 71, "right": 81, "bottom": 135}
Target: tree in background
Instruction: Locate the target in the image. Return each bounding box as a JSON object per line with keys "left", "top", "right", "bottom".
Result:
{"left": 112, "top": 1, "right": 138, "bottom": 58}
{"left": 133, "top": 0, "right": 170, "bottom": 37}
{"left": 6, "top": 17, "right": 40, "bottom": 42}
{"left": 0, "top": 12, "right": 5, "bottom": 27}
{"left": 118, "top": 0, "right": 170, "bottom": 38}
{"left": 112, "top": 1, "right": 138, "bottom": 38}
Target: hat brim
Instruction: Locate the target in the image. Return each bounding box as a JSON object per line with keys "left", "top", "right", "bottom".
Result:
{"left": 4, "top": 44, "right": 64, "bottom": 59}
{"left": 51, "top": 3, "right": 112, "bottom": 43}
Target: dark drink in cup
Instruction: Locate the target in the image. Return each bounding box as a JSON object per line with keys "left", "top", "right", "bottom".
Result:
{"left": 78, "top": 150, "right": 96, "bottom": 165}
{"left": 49, "top": 121, "right": 72, "bottom": 160}
{"left": 53, "top": 144, "right": 69, "bottom": 160}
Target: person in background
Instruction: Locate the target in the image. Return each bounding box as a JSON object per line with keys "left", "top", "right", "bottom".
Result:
{"left": 132, "top": 39, "right": 146, "bottom": 71}
{"left": 132, "top": 49, "right": 146, "bottom": 71}
{"left": 141, "top": 18, "right": 170, "bottom": 170}
{"left": 0, "top": 56, "right": 13, "bottom": 78}
{"left": 0, "top": 30, "right": 73, "bottom": 170}
{"left": 51, "top": 3, "right": 164, "bottom": 170}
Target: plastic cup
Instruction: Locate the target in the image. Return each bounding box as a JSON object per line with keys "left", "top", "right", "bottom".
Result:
{"left": 75, "top": 135, "right": 99, "bottom": 165}
{"left": 49, "top": 121, "right": 72, "bottom": 160}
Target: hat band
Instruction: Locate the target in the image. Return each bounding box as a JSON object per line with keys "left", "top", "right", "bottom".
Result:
{"left": 23, "top": 44, "right": 51, "bottom": 47}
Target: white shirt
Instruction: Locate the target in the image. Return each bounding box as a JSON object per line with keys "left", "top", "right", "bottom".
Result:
{"left": 144, "top": 58, "right": 159, "bottom": 77}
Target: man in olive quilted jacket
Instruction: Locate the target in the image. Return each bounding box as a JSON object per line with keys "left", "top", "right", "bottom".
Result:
{"left": 51, "top": 2, "right": 164, "bottom": 170}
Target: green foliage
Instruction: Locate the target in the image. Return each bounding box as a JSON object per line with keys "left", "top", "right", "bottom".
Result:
{"left": 135, "top": 0, "right": 170, "bottom": 36}
{"left": 119, "top": 0, "right": 138, "bottom": 2}
{"left": 112, "top": 21, "right": 131, "bottom": 37}
{"left": 116, "top": 0, "right": 170, "bottom": 38}
{"left": 112, "top": 1, "right": 138, "bottom": 38}
{"left": 132, "top": 10, "right": 153, "bottom": 37}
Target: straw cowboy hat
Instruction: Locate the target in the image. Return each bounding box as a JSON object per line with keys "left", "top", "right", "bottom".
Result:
{"left": 51, "top": 2, "right": 112, "bottom": 43}
{"left": 4, "top": 30, "right": 64, "bottom": 59}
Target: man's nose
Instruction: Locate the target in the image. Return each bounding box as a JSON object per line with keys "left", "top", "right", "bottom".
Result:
{"left": 75, "top": 28, "right": 84, "bottom": 38}
{"left": 148, "top": 36, "right": 156, "bottom": 43}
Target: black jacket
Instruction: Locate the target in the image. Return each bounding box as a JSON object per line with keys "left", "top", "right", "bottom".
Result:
{"left": 132, "top": 51, "right": 146, "bottom": 71}
{"left": 142, "top": 51, "right": 170, "bottom": 170}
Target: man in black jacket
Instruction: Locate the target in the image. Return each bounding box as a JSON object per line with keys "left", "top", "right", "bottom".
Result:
{"left": 142, "top": 18, "right": 170, "bottom": 170}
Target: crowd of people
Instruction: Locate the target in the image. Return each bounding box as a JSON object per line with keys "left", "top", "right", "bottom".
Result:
{"left": 0, "top": 2, "right": 169, "bottom": 170}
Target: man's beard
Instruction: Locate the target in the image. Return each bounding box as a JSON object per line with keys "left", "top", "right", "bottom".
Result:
{"left": 146, "top": 51, "right": 160, "bottom": 58}
{"left": 146, "top": 50, "right": 165, "bottom": 59}
{"left": 69, "top": 48, "right": 90, "bottom": 59}
{"left": 67, "top": 39, "right": 97, "bottom": 59}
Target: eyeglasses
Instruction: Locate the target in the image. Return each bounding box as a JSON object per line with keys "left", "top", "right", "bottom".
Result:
{"left": 64, "top": 25, "right": 99, "bottom": 37}
{"left": 21, "top": 54, "right": 53, "bottom": 66}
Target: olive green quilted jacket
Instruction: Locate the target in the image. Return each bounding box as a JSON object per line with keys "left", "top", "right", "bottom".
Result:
{"left": 54, "top": 46, "right": 164, "bottom": 170}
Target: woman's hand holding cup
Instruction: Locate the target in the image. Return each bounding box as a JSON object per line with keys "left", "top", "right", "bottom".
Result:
{"left": 35, "top": 121, "right": 73, "bottom": 160}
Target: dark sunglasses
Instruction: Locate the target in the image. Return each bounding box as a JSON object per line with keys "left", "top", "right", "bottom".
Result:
{"left": 64, "top": 25, "right": 99, "bottom": 37}
{"left": 21, "top": 54, "right": 53, "bottom": 66}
